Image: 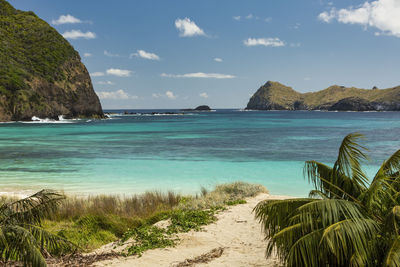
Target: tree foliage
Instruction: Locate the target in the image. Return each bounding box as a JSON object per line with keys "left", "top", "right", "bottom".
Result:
{"left": 255, "top": 133, "right": 400, "bottom": 266}
{"left": 0, "top": 190, "right": 73, "bottom": 266}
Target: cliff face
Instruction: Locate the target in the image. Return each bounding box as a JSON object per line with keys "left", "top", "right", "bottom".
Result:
{"left": 0, "top": 0, "right": 103, "bottom": 121}
{"left": 246, "top": 81, "right": 400, "bottom": 111}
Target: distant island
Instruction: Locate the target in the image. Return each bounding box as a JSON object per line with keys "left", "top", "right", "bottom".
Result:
{"left": 246, "top": 81, "right": 400, "bottom": 111}
{"left": 0, "top": 0, "right": 103, "bottom": 121}
{"left": 181, "top": 105, "right": 212, "bottom": 111}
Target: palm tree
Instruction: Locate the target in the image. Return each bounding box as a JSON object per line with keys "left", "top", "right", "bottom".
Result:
{"left": 254, "top": 133, "right": 400, "bottom": 266}
{"left": 0, "top": 190, "right": 73, "bottom": 266}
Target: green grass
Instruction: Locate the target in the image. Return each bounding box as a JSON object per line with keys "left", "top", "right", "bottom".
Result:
{"left": 0, "top": 182, "right": 267, "bottom": 258}
{"left": 41, "top": 192, "right": 181, "bottom": 252}
{"left": 121, "top": 208, "right": 220, "bottom": 256}
{"left": 43, "top": 220, "right": 117, "bottom": 253}
{"left": 123, "top": 226, "right": 176, "bottom": 257}
{"left": 226, "top": 199, "right": 247, "bottom": 206}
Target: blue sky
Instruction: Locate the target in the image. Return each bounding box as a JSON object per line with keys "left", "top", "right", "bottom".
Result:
{"left": 9, "top": 0, "right": 400, "bottom": 109}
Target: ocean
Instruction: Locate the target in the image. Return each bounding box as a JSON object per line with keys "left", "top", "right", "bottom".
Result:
{"left": 0, "top": 109, "right": 399, "bottom": 197}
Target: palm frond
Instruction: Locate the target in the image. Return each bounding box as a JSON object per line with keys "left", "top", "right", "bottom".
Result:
{"left": 256, "top": 133, "right": 400, "bottom": 266}
{"left": 305, "top": 161, "right": 364, "bottom": 201}
{"left": 0, "top": 190, "right": 64, "bottom": 225}
{"left": 333, "top": 133, "right": 368, "bottom": 191}
{"left": 296, "top": 199, "right": 365, "bottom": 229}
{"left": 286, "top": 229, "right": 324, "bottom": 267}
{"left": 320, "top": 218, "right": 379, "bottom": 266}
{"left": 24, "top": 224, "right": 75, "bottom": 252}
{"left": 384, "top": 235, "right": 400, "bottom": 267}
{"left": 309, "top": 190, "right": 328, "bottom": 199}
{"left": 0, "top": 190, "right": 70, "bottom": 266}
{"left": 376, "top": 149, "right": 400, "bottom": 180}
{"left": 254, "top": 198, "right": 314, "bottom": 235}
{"left": 1, "top": 225, "right": 47, "bottom": 267}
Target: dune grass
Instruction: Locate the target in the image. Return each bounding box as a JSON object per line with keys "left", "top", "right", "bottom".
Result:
{"left": 42, "top": 191, "right": 181, "bottom": 252}
{"left": 118, "top": 182, "right": 268, "bottom": 256}
{"left": 0, "top": 181, "right": 268, "bottom": 263}
{"left": 182, "top": 182, "right": 268, "bottom": 209}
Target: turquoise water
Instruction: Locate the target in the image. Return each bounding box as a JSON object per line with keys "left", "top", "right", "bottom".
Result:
{"left": 1, "top": 110, "right": 400, "bottom": 197}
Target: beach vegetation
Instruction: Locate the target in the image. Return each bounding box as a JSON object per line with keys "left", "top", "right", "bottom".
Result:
{"left": 0, "top": 182, "right": 266, "bottom": 265}
{"left": 0, "top": 190, "right": 73, "bottom": 266}
{"left": 119, "top": 182, "right": 266, "bottom": 256}
{"left": 255, "top": 133, "right": 400, "bottom": 266}
{"left": 44, "top": 191, "right": 180, "bottom": 252}
{"left": 121, "top": 209, "right": 218, "bottom": 256}
{"left": 184, "top": 182, "right": 268, "bottom": 209}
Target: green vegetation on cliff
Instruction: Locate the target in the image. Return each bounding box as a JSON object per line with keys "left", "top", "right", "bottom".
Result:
{"left": 247, "top": 81, "right": 400, "bottom": 111}
{"left": 0, "top": 0, "right": 103, "bottom": 121}
{"left": 0, "top": 0, "right": 77, "bottom": 86}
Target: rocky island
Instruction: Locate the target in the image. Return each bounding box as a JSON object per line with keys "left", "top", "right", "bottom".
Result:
{"left": 246, "top": 81, "right": 400, "bottom": 111}
{"left": 0, "top": 0, "right": 103, "bottom": 121}
{"left": 181, "top": 105, "right": 212, "bottom": 111}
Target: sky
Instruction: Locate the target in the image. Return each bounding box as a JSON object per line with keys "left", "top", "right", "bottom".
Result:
{"left": 8, "top": 0, "right": 400, "bottom": 109}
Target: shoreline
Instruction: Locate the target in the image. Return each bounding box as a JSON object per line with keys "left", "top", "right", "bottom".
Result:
{"left": 0, "top": 187, "right": 298, "bottom": 200}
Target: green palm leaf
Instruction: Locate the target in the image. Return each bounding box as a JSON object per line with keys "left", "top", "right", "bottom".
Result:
{"left": 0, "top": 190, "right": 73, "bottom": 266}
{"left": 256, "top": 133, "right": 400, "bottom": 266}
{"left": 384, "top": 235, "right": 400, "bottom": 267}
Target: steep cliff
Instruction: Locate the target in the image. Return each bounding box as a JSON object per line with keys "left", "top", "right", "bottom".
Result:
{"left": 246, "top": 81, "right": 400, "bottom": 111}
{"left": 0, "top": 0, "right": 103, "bottom": 121}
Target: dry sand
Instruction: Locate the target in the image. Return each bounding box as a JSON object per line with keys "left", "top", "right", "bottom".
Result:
{"left": 94, "top": 193, "right": 288, "bottom": 267}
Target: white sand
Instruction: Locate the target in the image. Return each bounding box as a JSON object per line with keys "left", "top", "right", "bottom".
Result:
{"left": 94, "top": 193, "right": 288, "bottom": 267}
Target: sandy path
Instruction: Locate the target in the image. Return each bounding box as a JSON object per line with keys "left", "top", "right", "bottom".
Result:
{"left": 94, "top": 193, "right": 286, "bottom": 267}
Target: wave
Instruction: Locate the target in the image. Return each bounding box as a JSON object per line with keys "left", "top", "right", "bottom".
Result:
{"left": 22, "top": 115, "right": 78, "bottom": 124}
{"left": 105, "top": 112, "right": 196, "bottom": 117}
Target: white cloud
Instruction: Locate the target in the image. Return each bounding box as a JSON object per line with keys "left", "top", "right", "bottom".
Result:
{"left": 131, "top": 50, "right": 160, "bottom": 60}
{"left": 318, "top": 0, "right": 400, "bottom": 37}
{"left": 161, "top": 72, "right": 235, "bottom": 79}
{"left": 175, "top": 18, "right": 206, "bottom": 37}
{"left": 199, "top": 92, "right": 209, "bottom": 98}
{"left": 152, "top": 93, "right": 162, "bottom": 98}
{"left": 214, "top": 57, "right": 223, "bottom": 62}
{"left": 97, "top": 81, "right": 114, "bottom": 85}
{"left": 318, "top": 10, "right": 336, "bottom": 23}
{"left": 62, "top": 30, "right": 96, "bottom": 40}
{"left": 244, "top": 37, "right": 286, "bottom": 47}
{"left": 96, "top": 89, "right": 138, "bottom": 100}
{"left": 90, "top": 72, "right": 105, "bottom": 77}
{"left": 106, "top": 68, "right": 132, "bottom": 77}
{"left": 104, "top": 50, "right": 120, "bottom": 57}
{"left": 52, "top": 14, "right": 81, "bottom": 25}
{"left": 235, "top": 14, "right": 271, "bottom": 22}
{"left": 304, "top": 77, "right": 311, "bottom": 81}
{"left": 166, "top": 91, "right": 177, "bottom": 99}
{"left": 83, "top": 53, "right": 92, "bottom": 58}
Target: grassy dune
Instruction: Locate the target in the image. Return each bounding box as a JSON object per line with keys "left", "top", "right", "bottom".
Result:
{"left": 0, "top": 182, "right": 268, "bottom": 261}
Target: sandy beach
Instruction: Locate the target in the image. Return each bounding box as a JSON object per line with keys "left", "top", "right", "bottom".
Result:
{"left": 92, "top": 193, "right": 287, "bottom": 267}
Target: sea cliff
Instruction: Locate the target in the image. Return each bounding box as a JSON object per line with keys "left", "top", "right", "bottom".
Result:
{"left": 0, "top": 0, "right": 103, "bottom": 121}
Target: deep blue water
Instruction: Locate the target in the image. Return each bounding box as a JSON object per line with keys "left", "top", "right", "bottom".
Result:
{"left": 0, "top": 109, "right": 399, "bottom": 197}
